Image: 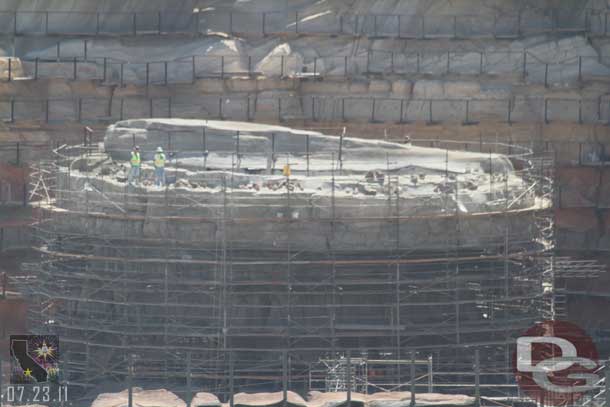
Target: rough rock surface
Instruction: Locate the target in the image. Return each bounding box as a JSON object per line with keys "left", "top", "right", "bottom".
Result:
{"left": 91, "top": 388, "right": 186, "bottom": 407}
{"left": 191, "top": 393, "right": 221, "bottom": 407}
{"left": 233, "top": 391, "right": 307, "bottom": 407}
{"left": 307, "top": 391, "right": 475, "bottom": 407}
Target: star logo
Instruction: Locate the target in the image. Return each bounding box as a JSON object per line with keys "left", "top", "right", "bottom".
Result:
{"left": 23, "top": 368, "right": 32, "bottom": 377}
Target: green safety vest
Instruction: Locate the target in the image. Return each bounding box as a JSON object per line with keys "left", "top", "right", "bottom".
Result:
{"left": 130, "top": 152, "right": 141, "bottom": 167}
{"left": 154, "top": 153, "right": 166, "bottom": 168}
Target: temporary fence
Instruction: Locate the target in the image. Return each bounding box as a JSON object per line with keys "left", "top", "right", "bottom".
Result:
{"left": 3, "top": 48, "right": 610, "bottom": 87}
{"left": 1, "top": 95, "right": 610, "bottom": 126}
{"left": 0, "top": 9, "right": 605, "bottom": 38}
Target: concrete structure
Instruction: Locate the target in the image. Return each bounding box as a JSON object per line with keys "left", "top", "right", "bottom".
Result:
{"left": 19, "top": 120, "right": 553, "bottom": 395}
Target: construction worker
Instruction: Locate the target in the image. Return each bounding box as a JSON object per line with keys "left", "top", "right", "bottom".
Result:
{"left": 128, "top": 146, "right": 141, "bottom": 185}
{"left": 153, "top": 146, "right": 166, "bottom": 187}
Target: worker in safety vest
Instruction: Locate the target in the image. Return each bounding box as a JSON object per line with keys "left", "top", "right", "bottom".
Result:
{"left": 128, "top": 146, "right": 141, "bottom": 185}
{"left": 153, "top": 146, "right": 166, "bottom": 187}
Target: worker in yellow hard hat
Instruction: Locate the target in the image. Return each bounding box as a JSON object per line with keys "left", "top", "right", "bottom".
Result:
{"left": 153, "top": 146, "right": 166, "bottom": 187}
{"left": 128, "top": 146, "right": 141, "bottom": 185}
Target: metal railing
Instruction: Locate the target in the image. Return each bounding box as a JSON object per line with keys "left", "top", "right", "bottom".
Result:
{"left": 3, "top": 48, "right": 609, "bottom": 87}
{"left": 1, "top": 95, "right": 609, "bottom": 126}
{"left": 0, "top": 9, "right": 605, "bottom": 38}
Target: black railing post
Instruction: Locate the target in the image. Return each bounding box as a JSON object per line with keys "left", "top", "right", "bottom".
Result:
{"left": 102, "top": 57, "right": 107, "bottom": 82}
{"left": 544, "top": 99, "right": 549, "bottom": 124}
{"left": 34, "top": 57, "right": 39, "bottom": 80}
{"left": 397, "top": 15, "right": 402, "bottom": 38}
{"left": 132, "top": 13, "right": 137, "bottom": 36}
{"left": 544, "top": 63, "right": 549, "bottom": 87}
{"left": 192, "top": 55, "right": 196, "bottom": 82}
{"left": 421, "top": 15, "right": 425, "bottom": 39}
{"left": 73, "top": 56, "right": 77, "bottom": 80}
{"left": 7, "top": 58, "right": 11, "bottom": 82}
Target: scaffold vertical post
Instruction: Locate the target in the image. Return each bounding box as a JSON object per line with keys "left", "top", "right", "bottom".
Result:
{"left": 282, "top": 350, "right": 288, "bottom": 407}
{"left": 410, "top": 350, "right": 416, "bottom": 407}
{"left": 474, "top": 349, "right": 480, "bottom": 407}
{"left": 346, "top": 350, "right": 352, "bottom": 407}
{"left": 604, "top": 360, "right": 610, "bottom": 407}
{"left": 427, "top": 356, "right": 433, "bottom": 392}
{"left": 128, "top": 353, "right": 134, "bottom": 407}
{"left": 186, "top": 352, "right": 192, "bottom": 407}
{"left": 299, "top": 132, "right": 307, "bottom": 175}
{"left": 228, "top": 350, "right": 234, "bottom": 407}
